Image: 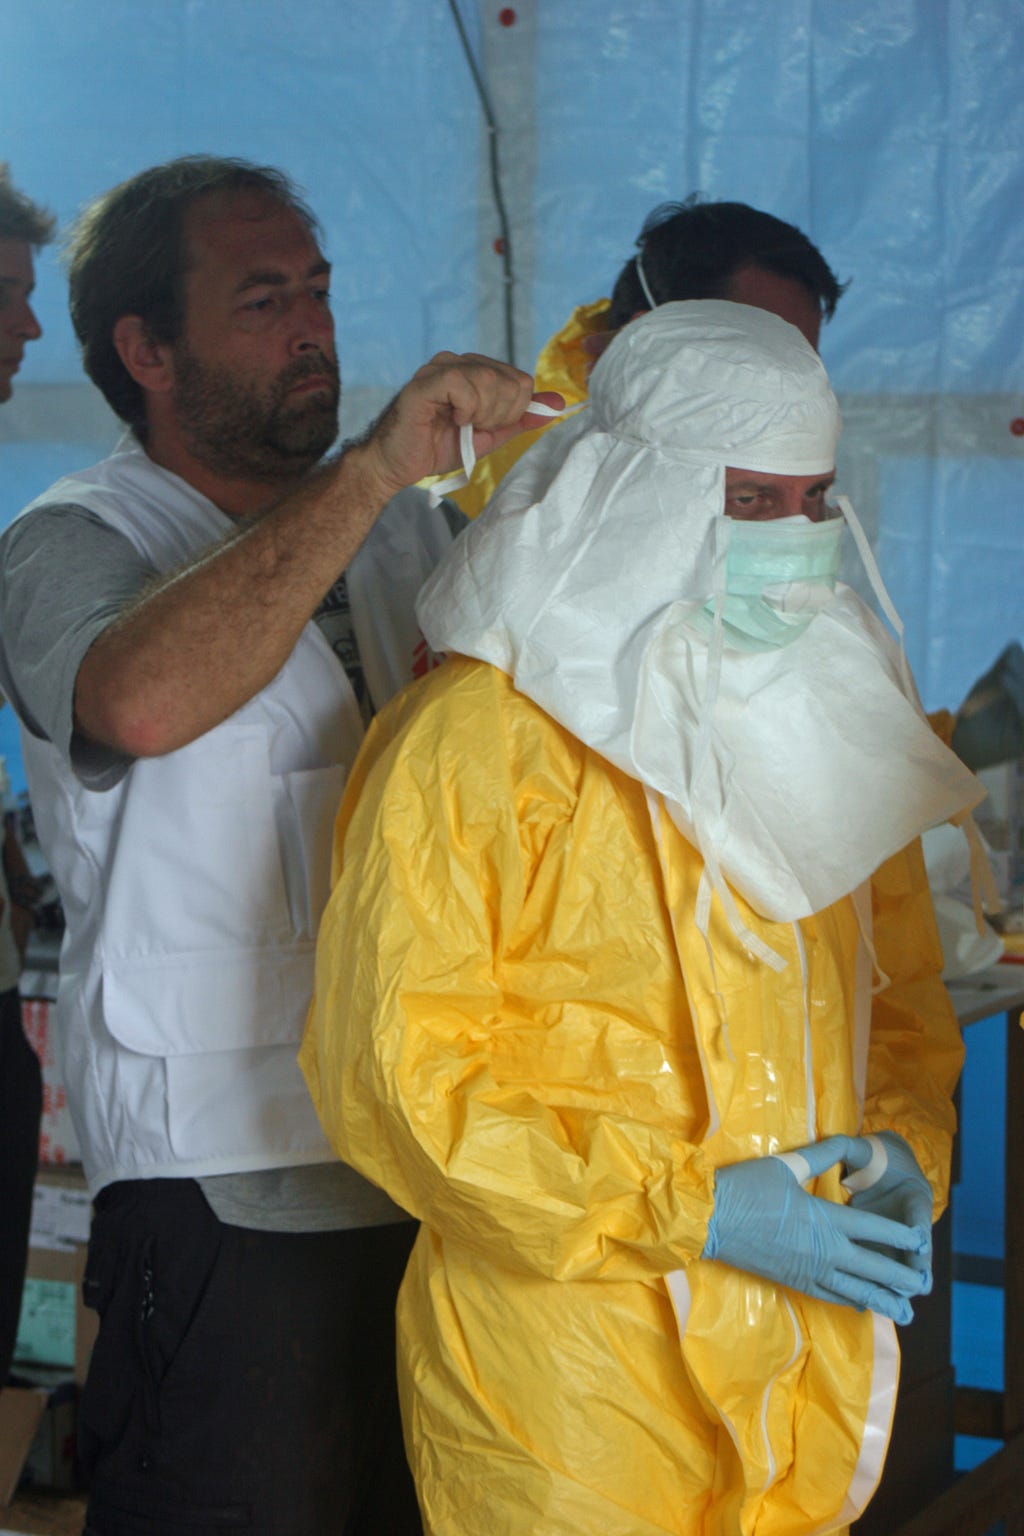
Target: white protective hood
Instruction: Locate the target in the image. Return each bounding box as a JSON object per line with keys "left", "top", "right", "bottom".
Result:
{"left": 417, "top": 301, "right": 984, "bottom": 935}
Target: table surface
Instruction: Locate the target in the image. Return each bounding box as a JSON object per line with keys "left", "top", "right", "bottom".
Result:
{"left": 945, "top": 961, "right": 1024, "bottom": 1027}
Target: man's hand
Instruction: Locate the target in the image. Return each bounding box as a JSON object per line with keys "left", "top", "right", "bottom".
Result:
{"left": 359, "top": 351, "right": 563, "bottom": 500}
{"left": 702, "top": 1136, "right": 931, "bottom": 1325}
{"left": 73, "top": 353, "right": 562, "bottom": 760}
{"left": 842, "top": 1132, "right": 934, "bottom": 1279}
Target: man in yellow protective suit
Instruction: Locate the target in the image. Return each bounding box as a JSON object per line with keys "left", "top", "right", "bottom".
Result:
{"left": 302, "top": 303, "right": 983, "bottom": 1535}
{"left": 451, "top": 196, "right": 1009, "bottom": 779}
{"left": 449, "top": 195, "right": 844, "bottom": 520}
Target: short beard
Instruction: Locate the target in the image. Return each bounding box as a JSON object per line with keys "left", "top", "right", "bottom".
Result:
{"left": 172, "top": 344, "right": 341, "bottom": 483}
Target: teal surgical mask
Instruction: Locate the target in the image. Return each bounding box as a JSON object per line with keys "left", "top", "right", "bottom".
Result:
{"left": 692, "top": 512, "right": 844, "bottom": 652}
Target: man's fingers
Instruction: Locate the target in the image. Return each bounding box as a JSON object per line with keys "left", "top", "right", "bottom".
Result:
{"left": 520, "top": 390, "right": 566, "bottom": 430}
{"left": 839, "top": 1235, "right": 930, "bottom": 1297}
{"left": 418, "top": 353, "right": 535, "bottom": 430}
{"left": 436, "top": 349, "right": 515, "bottom": 368}
{"left": 363, "top": 351, "right": 542, "bottom": 494}
{"left": 469, "top": 390, "right": 568, "bottom": 461}
{"left": 897, "top": 1187, "right": 935, "bottom": 1231}
{"left": 838, "top": 1134, "right": 878, "bottom": 1176}
{"left": 781, "top": 1134, "right": 856, "bottom": 1182}
{"left": 824, "top": 1270, "right": 914, "bottom": 1326}
{"left": 831, "top": 1200, "right": 929, "bottom": 1255}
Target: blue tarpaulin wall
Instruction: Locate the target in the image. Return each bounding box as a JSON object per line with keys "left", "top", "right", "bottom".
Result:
{"left": 2, "top": 1, "right": 1021, "bottom": 732}
{"left": 3, "top": 2, "right": 1021, "bottom": 725}
{"left": 0, "top": 2, "right": 1021, "bottom": 1396}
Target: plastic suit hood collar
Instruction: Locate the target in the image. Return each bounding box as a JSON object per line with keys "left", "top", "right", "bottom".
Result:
{"left": 417, "top": 302, "right": 982, "bottom": 933}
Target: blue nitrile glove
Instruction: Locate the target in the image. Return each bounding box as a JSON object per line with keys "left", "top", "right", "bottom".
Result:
{"left": 842, "top": 1131, "right": 934, "bottom": 1287}
{"left": 701, "top": 1135, "right": 930, "bottom": 1325}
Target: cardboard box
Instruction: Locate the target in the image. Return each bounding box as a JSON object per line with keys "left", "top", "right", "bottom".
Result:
{"left": 0, "top": 1381, "right": 80, "bottom": 1505}
{"left": 0, "top": 1386, "right": 48, "bottom": 1507}
{"left": 28, "top": 1169, "right": 92, "bottom": 1254}
{"left": 19, "top": 997, "right": 80, "bottom": 1167}
{"left": 19, "top": 1381, "right": 79, "bottom": 1494}
{"left": 2, "top": 1170, "right": 94, "bottom": 1508}
{"left": 14, "top": 1169, "right": 96, "bottom": 1386}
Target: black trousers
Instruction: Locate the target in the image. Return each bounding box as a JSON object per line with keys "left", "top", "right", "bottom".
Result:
{"left": 0, "top": 986, "right": 41, "bottom": 1386}
{"left": 80, "top": 1179, "right": 422, "bottom": 1536}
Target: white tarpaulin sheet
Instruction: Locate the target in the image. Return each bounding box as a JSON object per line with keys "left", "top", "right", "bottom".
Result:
{"left": 1, "top": 0, "right": 1021, "bottom": 732}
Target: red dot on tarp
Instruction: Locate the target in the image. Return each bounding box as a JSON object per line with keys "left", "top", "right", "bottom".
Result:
{"left": 493, "top": 237, "right": 506, "bottom": 255}
{"left": 498, "top": 8, "right": 517, "bottom": 25}
{"left": 1011, "top": 418, "right": 1024, "bottom": 437}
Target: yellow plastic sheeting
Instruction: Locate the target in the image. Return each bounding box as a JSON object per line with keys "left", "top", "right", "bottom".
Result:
{"left": 302, "top": 657, "right": 962, "bottom": 1535}
{"left": 445, "top": 300, "right": 609, "bottom": 519}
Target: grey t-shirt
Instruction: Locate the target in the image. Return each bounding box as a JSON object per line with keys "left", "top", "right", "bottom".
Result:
{"left": 0, "top": 501, "right": 409, "bottom": 1233}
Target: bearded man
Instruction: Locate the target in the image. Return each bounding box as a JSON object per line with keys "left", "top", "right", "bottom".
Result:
{"left": 302, "top": 301, "right": 983, "bottom": 1536}
{"left": 0, "top": 155, "right": 554, "bottom": 1536}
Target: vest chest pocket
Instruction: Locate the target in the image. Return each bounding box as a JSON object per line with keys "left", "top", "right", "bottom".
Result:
{"left": 98, "top": 730, "right": 346, "bottom": 1060}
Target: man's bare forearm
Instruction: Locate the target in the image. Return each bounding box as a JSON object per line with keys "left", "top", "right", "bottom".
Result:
{"left": 72, "top": 352, "right": 555, "bottom": 758}
{"left": 74, "top": 440, "right": 392, "bottom": 758}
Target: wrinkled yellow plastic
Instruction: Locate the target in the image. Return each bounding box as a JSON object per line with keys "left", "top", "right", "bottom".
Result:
{"left": 444, "top": 299, "right": 610, "bottom": 520}
{"left": 301, "top": 657, "right": 963, "bottom": 1536}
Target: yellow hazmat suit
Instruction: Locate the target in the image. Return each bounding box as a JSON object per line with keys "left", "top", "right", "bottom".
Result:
{"left": 301, "top": 658, "right": 962, "bottom": 1536}
{"left": 303, "top": 303, "right": 976, "bottom": 1535}
{"left": 445, "top": 300, "right": 608, "bottom": 519}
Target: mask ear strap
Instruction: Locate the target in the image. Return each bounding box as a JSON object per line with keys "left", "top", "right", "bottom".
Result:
{"left": 427, "top": 421, "right": 479, "bottom": 506}
{"left": 850, "top": 891, "right": 892, "bottom": 994}
{"left": 835, "top": 494, "right": 915, "bottom": 700}
{"left": 634, "top": 250, "right": 658, "bottom": 311}
{"left": 427, "top": 400, "right": 584, "bottom": 507}
{"left": 695, "top": 856, "right": 788, "bottom": 972}
{"left": 951, "top": 808, "right": 1004, "bottom": 927}
{"left": 837, "top": 496, "right": 1001, "bottom": 931}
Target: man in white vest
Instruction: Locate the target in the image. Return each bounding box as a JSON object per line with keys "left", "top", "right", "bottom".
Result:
{"left": 0, "top": 163, "right": 51, "bottom": 1391}
{"left": 0, "top": 155, "right": 554, "bottom": 1536}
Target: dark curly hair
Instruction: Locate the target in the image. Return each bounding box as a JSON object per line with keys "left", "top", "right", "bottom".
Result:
{"left": 66, "top": 155, "right": 321, "bottom": 429}
{"left": 607, "top": 195, "right": 846, "bottom": 330}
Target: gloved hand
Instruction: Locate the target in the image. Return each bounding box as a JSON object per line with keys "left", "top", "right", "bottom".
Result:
{"left": 701, "top": 1135, "right": 930, "bottom": 1325}
{"left": 842, "top": 1131, "right": 934, "bottom": 1284}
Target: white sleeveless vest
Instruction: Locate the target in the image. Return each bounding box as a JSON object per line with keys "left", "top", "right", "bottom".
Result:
{"left": 18, "top": 436, "right": 452, "bottom": 1194}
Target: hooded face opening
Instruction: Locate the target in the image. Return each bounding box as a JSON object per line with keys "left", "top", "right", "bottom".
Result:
{"left": 723, "top": 467, "right": 837, "bottom": 523}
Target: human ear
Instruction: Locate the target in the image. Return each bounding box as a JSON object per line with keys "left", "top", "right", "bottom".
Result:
{"left": 112, "top": 315, "right": 175, "bottom": 396}
{"left": 580, "top": 327, "right": 620, "bottom": 377}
